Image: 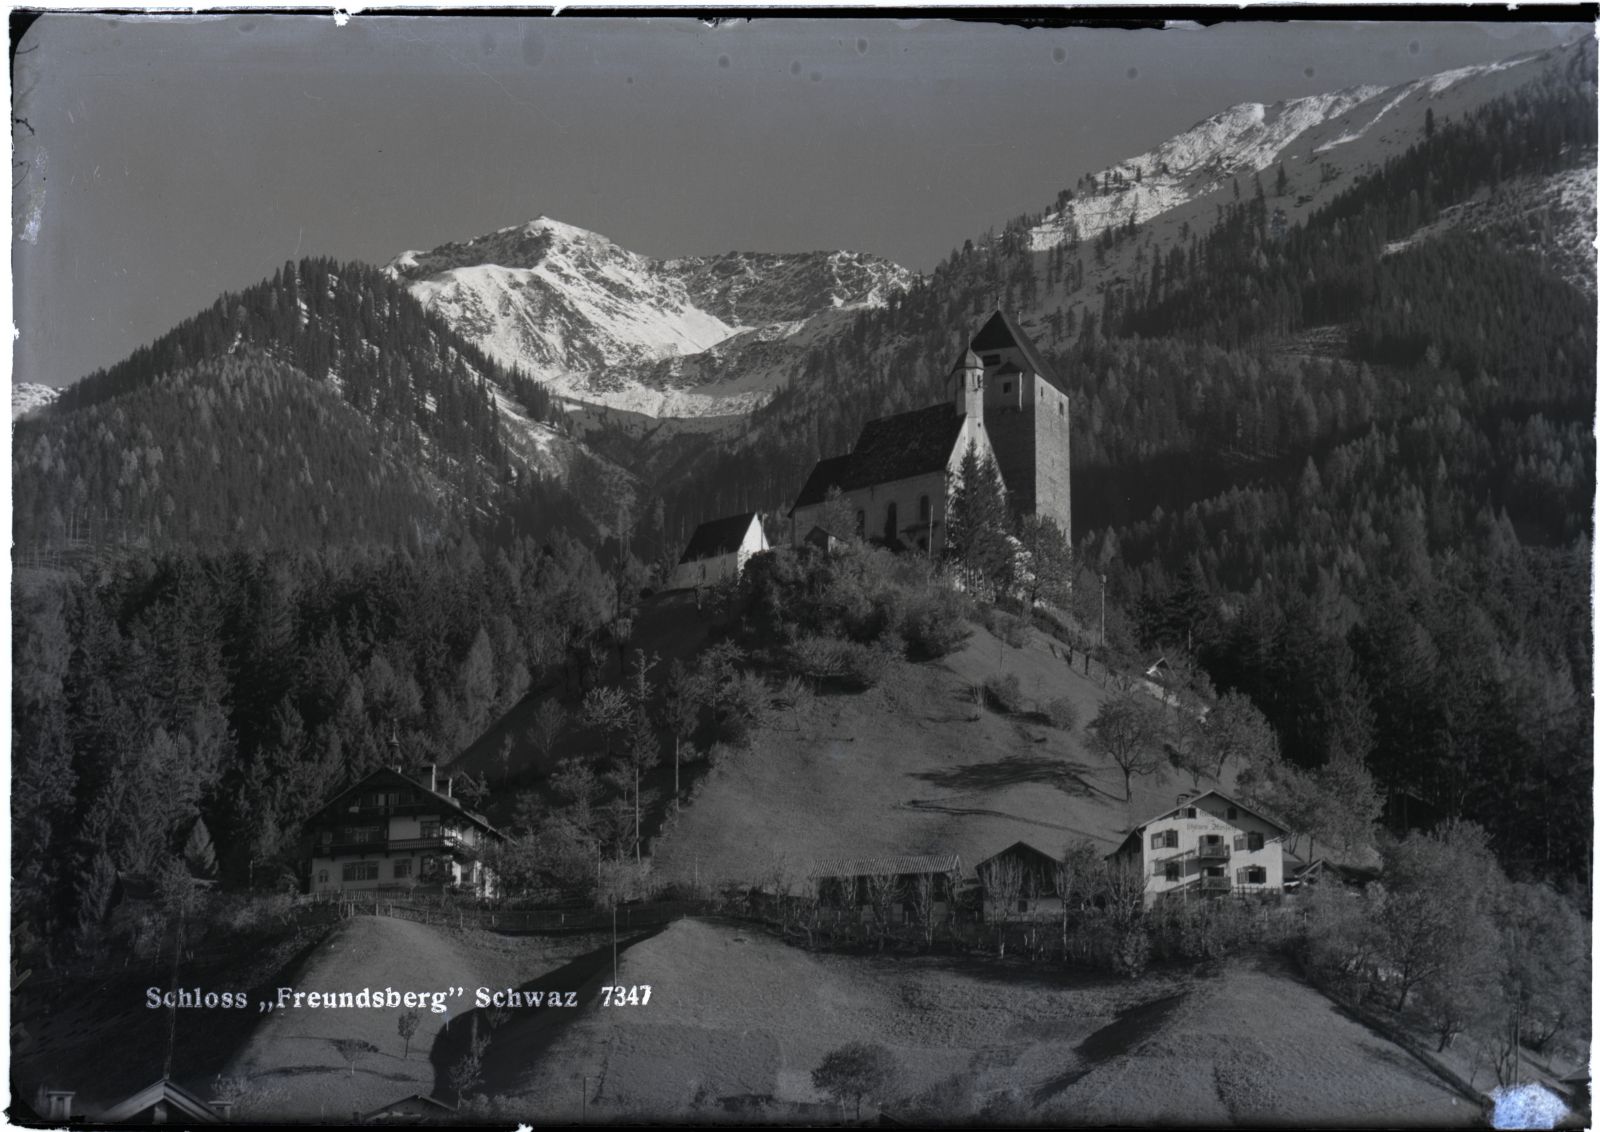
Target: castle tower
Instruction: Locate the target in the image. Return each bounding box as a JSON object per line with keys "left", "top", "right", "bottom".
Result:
{"left": 949, "top": 346, "right": 985, "bottom": 423}
{"left": 970, "top": 311, "right": 1071, "bottom": 545}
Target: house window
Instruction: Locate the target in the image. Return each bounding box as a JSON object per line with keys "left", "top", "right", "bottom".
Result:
{"left": 1165, "top": 829, "right": 1179, "bottom": 849}
{"left": 1017, "top": 898, "right": 1029, "bottom": 913}
{"left": 348, "top": 825, "right": 381, "bottom": 844}
{"left": 1227, "top": 806, "right": 1238, "bottom": 820}
{"left": 1184, "top": 807, "right": 1198, "bottom": 819}
{"left": 421, "top": 820, "right": 440, "bottom": 839}
{"left": 421, "top": 855, "right": 441, "bottom": 879}
{"left": 885, "top": 502, "right": 898, "bottom": 541}
{"left": 317, "top": 870, "right": 329, "bottom": 885}
{"left": 1247, "top": 832, "right": 1264, "bottom": 852}
{"left": 319, "top": 830, "right": 333, "bottom": 846}
{"left": 1242, "top": 867, "right": 1267, "bottom": 885}
{"left": 342, "top": 861, "right": 379, "bottom": 882}
{"left": 919, "top": 494, "right": 931, "bottom": 522}
{"left": 393, "top": 859, "right": 412, "bottom": 880}
{"left": 1002, "top": 381, "right": 1013, "bottom": 394}
{"left": 1164, "top": 862, "right": 1181, "bottom": 882}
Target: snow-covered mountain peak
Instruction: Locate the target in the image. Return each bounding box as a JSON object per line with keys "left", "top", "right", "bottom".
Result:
{"left": 387, "top": 220, "right": 912, "bottom": 419}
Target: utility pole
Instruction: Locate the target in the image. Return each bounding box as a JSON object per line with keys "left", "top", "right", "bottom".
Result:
{"left": 1099, "top": 574, "right": 1107, "bottom": 647}
{"left": 634, "top": 762, "right": 641, "bottom": 865}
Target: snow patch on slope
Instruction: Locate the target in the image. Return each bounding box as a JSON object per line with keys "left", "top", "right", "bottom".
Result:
{"left": 1029, "top": 85, "right": 1386, "bottom": 251}
{"left": 13, "top": 382, "right": 60, "bottom": 420}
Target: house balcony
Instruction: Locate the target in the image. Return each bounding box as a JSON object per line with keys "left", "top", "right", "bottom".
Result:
{"left": 389, "top": 830, "right": 479, "bottom": 857}
{"left": 1196, "top": 842, "right": 1231, "bottom": 861}
{"left": 319, "top": 830, "right": 479, "bottom": 858}
{"left": 1198, "top": 875, "right": 1232, "bottom": 893}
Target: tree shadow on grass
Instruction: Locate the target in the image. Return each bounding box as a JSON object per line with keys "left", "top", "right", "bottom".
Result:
{"left": 909, "top": 754, "right": 1101, "bottom": 797}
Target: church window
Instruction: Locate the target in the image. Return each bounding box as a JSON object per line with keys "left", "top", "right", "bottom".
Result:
{"left": 983, "top": 354, "right": 1001, "bottom": 366}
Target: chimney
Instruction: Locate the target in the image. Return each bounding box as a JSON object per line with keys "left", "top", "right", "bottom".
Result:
{"left": 213, "top": 1100, "right": 234, "bottom": 1122}
{"left": 445, "top": 776, "right": 453, "bottom": 800}
{"left": 1177, "top": 792, "right": 1192, "bottom": 807}
{"left": 45, "top": 1090, "right": 74, "bottom": 1121}
{"left": 429, "top": 764, "right": 437, "bottom": 793}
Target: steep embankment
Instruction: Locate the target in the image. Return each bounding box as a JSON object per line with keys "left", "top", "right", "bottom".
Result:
{"left": 222, "top": 915, "right": 597, "bottom": 1121}
{"left": 492, "top": 918, "right": 1473, "bottom": 1123}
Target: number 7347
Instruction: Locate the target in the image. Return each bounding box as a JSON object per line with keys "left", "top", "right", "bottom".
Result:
{"left": 599, "top": 985, "right": 652, "bottom": 1006}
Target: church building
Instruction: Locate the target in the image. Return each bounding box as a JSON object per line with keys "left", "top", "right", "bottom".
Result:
{"left": 788, "top": 310, "right": 1071, "bottom": 553}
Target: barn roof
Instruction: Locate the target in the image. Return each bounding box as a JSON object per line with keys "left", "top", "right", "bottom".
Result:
{"left": 678, "top": 512, "right": 761, "bottom": 564}
{"left": 789, "top": 403, "right": 969, "bottom": 513}
{"left": 96, "top": 1079, "right": 226, "bottom": 1124}
{"left": 975, "top": 840, "right": 1060, "bottom": 870}
{"left": 971, "top": 309, "right": 1063, "bottom": 393}
{"left": 808, "top": 851, "right": 961, "bottom": 879}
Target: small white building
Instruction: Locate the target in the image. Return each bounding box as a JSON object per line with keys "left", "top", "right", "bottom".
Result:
{"left": 670, "top": 511, "right": 768, "bottom": 590}
{"left": 1107, "top": 789, "right": 1288, "bottom": 906}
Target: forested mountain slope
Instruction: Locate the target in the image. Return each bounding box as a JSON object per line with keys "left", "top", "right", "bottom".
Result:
{"left": 14, "top": 257, "right": 631, "bottom": 559}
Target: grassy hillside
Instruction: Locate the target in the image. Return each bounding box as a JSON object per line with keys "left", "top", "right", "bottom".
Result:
{"left": 652, "top": 619, "right": 1226, "bottom": 890}
{"left": 485, "top": 917, "right": 1472, "bottom": 1124}
{"left": 220, "top": 916, "right": 603, "bottom": 1121}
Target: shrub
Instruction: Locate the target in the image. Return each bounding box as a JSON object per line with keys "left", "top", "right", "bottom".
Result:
{"left": 789, "top": 635, "right": 842, "bottom": 683}
{"left": 836, "top": 641, "right": 891, "bottom": 691}
{"left": 901, "top": 587, "right": 973, "bottom": 660}
{"left": 980, "top": 607, "right": 1032, "bottom": 649}
{"left": 982, "top": 673, "right": 1023, "bottom": 713}
{"left": 1044, "top": 696, "right": 1078, "bottom": 732}
{"left": 1109, "top": 923, "right": 1151, "bottom": 979}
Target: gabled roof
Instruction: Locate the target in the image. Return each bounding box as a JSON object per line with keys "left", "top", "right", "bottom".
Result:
{"left": 1141, "top": 789, "right": 1288, "bottom": 834}
{"left": 1106, "top": 789, "right": 1289, "bottom": 860}
{"left": 790, "top": 455, "right": 856, "bottom": 512}
{"left": 970, "top": 309, "right": 1064, "bottom": 393}
{"left": 678, "top": 512, "right": 761, "bottom": 564}
{"left": 808, "top": 851, "right": 961, "bottom": 879}
{"left": 790, "top": 403, "right": 971, "bottom": 515}
{"left": 362, "top": 1093, "right": 458, "bottom": 1122}
{"left": 96, "top": 1079, "right": 226, "bottom": 1124}
{"left": 976, "top": 840, "right": 1060, "bottom": 869}
{"left": 305, "top": 766, "right": 501, "bottom": 837}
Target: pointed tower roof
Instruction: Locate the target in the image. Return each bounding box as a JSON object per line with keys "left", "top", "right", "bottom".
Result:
{"left": 950, "top": 345, "right": 983, "bottom": 372}
{"left": 970, "top": 310, "right": 1063, "bottom": 392}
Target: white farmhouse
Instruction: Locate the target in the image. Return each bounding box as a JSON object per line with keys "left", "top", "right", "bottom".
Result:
{"left": 669, "top": 511, "right": 769, "bottom": 590}
{"left": 1107, "top": 789, "right": 1288, "bottom": 905}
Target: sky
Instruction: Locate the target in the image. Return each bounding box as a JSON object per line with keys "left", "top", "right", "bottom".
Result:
{"left": 10, "top": 13, "right": 1589, "bottom": 387}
